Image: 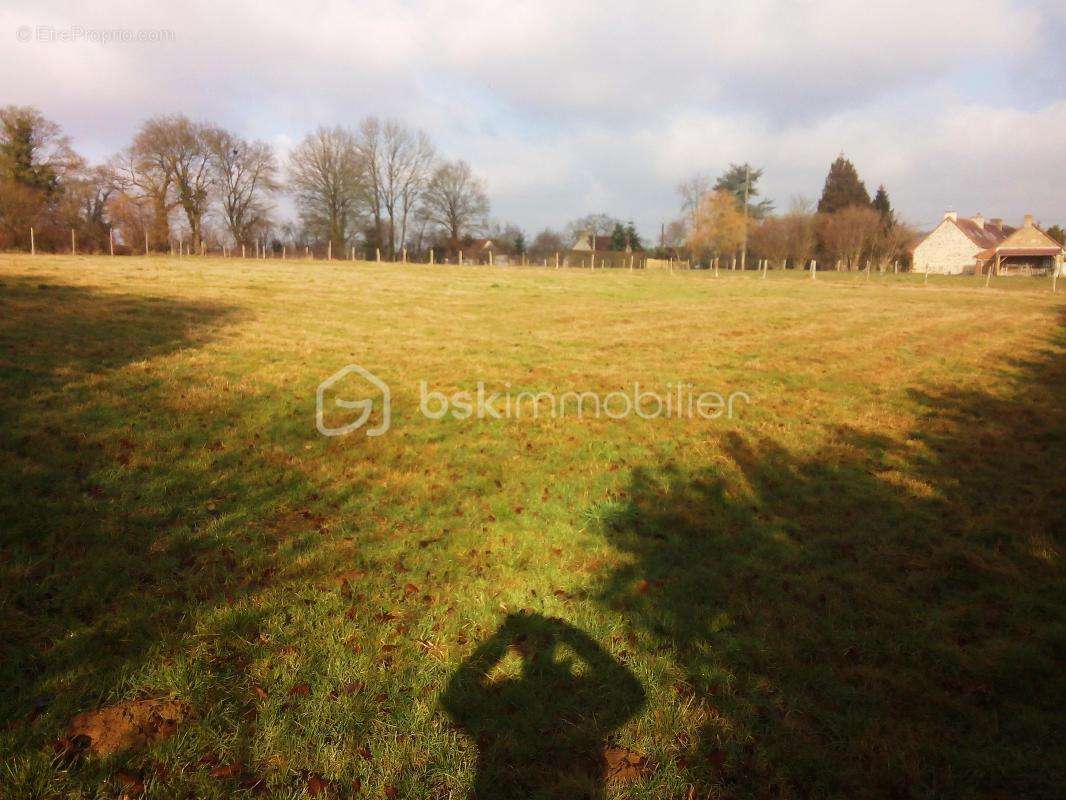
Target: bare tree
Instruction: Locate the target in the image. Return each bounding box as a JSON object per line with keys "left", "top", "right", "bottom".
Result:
{"left": 420, "top": 159, "right": 489, "bottom": 252}
{"left": 205, "top": 128, "right": 278, "bottom": 249}
{"left": 356, "top": 118, "right": 386, "bottom": 252}
{"left": 529, "top": 228, "right": 565, "bottom": 260}
{"left": 782, "top": 196, "right": 817, "bottom": 269}
{"left": 818, "top": 206, "right": 883, "bottom": 270}
{"left": 357, "top": 118, "right": 436, "bottom": 258}
{"left": 394, "top": 128, "right": 435, "bottom": 256}
{"left": 869, "top": 220, "right": 917, "bottom": 272}
{"left": 750, "top": 216, "right": 791, "bottom": 268}
{"left": 662, "top": 218, "right": 689, "bottom": 252}
{"left": 287, "top": 126, "right": 364, "bottom": 254}
{"left": 58, "top": 161, "right": 116, "bottom": 251}
{"left": 123, "top": 116, "right": 213, "bottom": 248}
{"left": 114, "top": 120, "right": 177, "bottom": 250}
{"left": 677, "top": 172, "right": 713, "bottom": 230}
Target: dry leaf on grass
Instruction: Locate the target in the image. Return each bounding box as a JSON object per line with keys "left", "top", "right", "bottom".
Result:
{"left": 603, "top": 745, "right": 650, "bottom": 784}
{"left": 62, "top": 699, "right": 189, "bottom": 758}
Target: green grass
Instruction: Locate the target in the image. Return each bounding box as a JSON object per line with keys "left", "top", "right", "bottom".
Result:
{"left": 0, "top": 255, "right": 1063, "bottom": 799}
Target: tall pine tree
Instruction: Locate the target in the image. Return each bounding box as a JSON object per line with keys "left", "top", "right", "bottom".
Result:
{"left": 624, "top": 221, "right": 642, "bottom": 250}
{"left": 872, "top": 185, "right": 894, "bottom": 229}
{"left": 714, "top": 163, "right": 774, "bottom": 219}
{"left": 817, "top": 155, "right": 870, "bottom": 214}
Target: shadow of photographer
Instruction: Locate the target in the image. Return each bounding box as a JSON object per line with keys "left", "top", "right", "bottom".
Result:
{"left": 441, "top": 612, "right": 645, "bottom": 799}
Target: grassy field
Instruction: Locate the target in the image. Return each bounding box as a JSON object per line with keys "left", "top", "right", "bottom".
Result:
{"left": 0, "top": 254, "right": 1063, "bottom": 800}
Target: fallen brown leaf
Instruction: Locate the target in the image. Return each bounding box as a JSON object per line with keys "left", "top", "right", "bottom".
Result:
{"left": 115, "top": 770, "right": 144, "bottom": 797}
{"left": 210, "top": 760, "right": 243, "bottom": 780}
{"left": 65, "top": 699, "right": 189, "bottom": 758}
{"left": 603, "top": 745, "right": 650, "bottom": 784}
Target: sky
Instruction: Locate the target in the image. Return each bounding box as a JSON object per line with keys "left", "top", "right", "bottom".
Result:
{"left": 2, "top": 0, "right": 1064, "bottom": 239}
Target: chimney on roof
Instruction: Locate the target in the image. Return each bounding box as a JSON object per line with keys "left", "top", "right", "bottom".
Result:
{"left": 943, "top": 210, "right": 958, "bottom": 222}
{"left": 1023, "top": 213, "right": 1034, "bottom": 228}
{"left": 972, "top": 212, "right": 984, "bottom": 229}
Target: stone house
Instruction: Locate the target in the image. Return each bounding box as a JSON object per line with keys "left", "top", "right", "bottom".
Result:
{"left": 912, "top": 211, "right": 1064, "bottom": 275}
{"left": 911, "top": 212, "right": 1012, "bottom": 274}
{"left": 980, "top": 215, "right": 1064, "bottom": 276}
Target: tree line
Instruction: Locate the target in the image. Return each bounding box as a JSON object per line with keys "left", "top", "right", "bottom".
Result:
{"left": 673, "top": 156, "right": 916, "bottom": 271}
{"left": 1, "top": 105, "right": 927, "bottom": 268}
{"left": 0, "top": 106, "right": 492, "bottom": 257}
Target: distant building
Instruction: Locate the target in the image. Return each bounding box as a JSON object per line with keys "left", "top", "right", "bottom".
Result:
{"left": 461, "top": 238, "right": 507, "bottom": 264}
{"left": 570, "top": 230, "right": 636, "bottom": 253}
{"left": 912, "top": 212, "right": 1064, "bottom": 275}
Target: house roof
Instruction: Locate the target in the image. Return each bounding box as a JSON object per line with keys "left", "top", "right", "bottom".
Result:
{"left": 996, "top": 220, "right": 1063, "bottom": 254}
{"left": 996, "top": 247, "right": 1062, "bottom": 257}
{"left": 463, "top": 238, "right": 493, "bottom": 253}
{"left": 952, "top": 217, "right": 1013, "bottom": 249}
{"left": 911, "top": 214, "right": 1014, "bottom": 254}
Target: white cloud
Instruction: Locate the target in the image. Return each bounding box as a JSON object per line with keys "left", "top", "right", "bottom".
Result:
{"left": 1, "top": 0, "right": 1063, "bottom": 235}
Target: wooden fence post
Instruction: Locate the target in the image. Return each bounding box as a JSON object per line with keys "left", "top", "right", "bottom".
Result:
{"left": 402, "top": 247, "right": 407, "bottom": 264}
{"left": 145, "top": 230, "right": 149, "bottom": 256}
{"left": 109, "top": 228, "right": 114, "bottom": 257}
{"left": 810, "top": 259, "right": 816, "bottom": 280}
{"left": 71, "top": 229, "right": 76, "bottom": 256}
{"left": 30, "top": 227, "right": 35, "bottom": 255}
{"left": 555, "top": 252, "right": 559, "bottom": 269}
{"left": 430, "top": 248, "right": 434, "bottom": 265}
{"left": 459, "top": 249, "right": 463, "bottom": 264}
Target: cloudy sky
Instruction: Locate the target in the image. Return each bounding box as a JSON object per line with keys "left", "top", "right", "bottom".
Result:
{"left": 3, "top": 0, "right": 1064, "bottom": 238}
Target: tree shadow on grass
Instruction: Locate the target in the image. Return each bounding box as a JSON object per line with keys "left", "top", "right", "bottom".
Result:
{"left": 0, "top": 278, "right": 355, "bottom": 779}
{"left": 595, "top": 329, "right": 1065, "bottom": 797}
{"left": 0, "top": 279, "right": 255, "bottom": 716}
{"left": 441, "top": 612, "right": 646, "bottom": 800}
